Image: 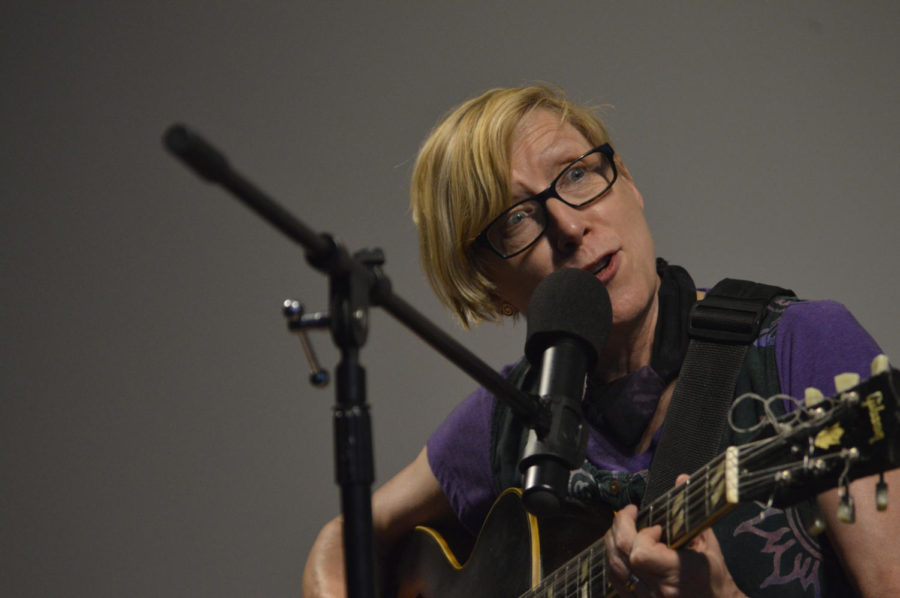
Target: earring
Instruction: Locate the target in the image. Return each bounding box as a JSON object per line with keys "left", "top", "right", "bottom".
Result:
{"left": 501, "top": 302, "right": 516, "bottom": 316}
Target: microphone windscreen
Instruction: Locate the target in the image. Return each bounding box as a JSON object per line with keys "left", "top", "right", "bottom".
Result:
{"left": 525, "top": 268, "right": 612, "bottom": 367}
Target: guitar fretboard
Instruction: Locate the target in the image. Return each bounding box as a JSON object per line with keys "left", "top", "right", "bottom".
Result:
{"left": 520, "top": 452, "right": 736, "bottom": 598}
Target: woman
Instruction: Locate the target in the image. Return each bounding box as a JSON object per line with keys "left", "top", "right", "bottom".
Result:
{"left": 303, "top": 85, "right": 899, "bottom": 597}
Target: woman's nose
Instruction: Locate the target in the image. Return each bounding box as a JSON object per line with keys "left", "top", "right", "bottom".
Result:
{"left": 545, "top": 198, "right": 586, "bottom": 254}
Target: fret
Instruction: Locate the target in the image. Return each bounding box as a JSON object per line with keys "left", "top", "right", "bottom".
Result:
{"left": 704, "top": 462, "right": 711, "bottom": 520}
{"left": 555, "top": 573, "right": 565, "bottom": 598}
{"left": 575, "top": 551, "right": 585, "bottom": 597}
{"left": 600, "top": 543, "right": 609, "bottom": 596}
{"left": 683, "top": 474, "right": 693, "bottom": 535}
{"left": 662, "top": 490, "right": 672, "bottom": 544}
{"left": 584, "top": 547, "right": 602, "bottom": 598}
{"left": 709, "top": 459, "right": 724, "bottom": 508}
{"left": 572, "top": 552, "right": 583, "bottom": 595}
{"left": 648, "top": 496, "right": 660, "bottom": 541}
{"left": 564, "top": 551, "right": 577, "bottom": 598}
{"left": 671, "top": 483, "right": 685, "bottom": 540}
{"left": 697, "top": 466, "right": 707, "bottom": 529}
{"left": 554, "top": 556, "right": 565, "bottom": 597}
{"left": 550, "top": 558, "right": 564, "bottom": 598}
{"left": 580, "top": 551, "right": 590, "bottom": 597}
{"left": 578, "top": 551, "right": 591, "bottom": 598}
{"left": 635, "top": 504, "right": 648, "bottom": 532}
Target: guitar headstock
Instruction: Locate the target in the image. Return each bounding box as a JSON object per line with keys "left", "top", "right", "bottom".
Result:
{"left": 729, "top": 354, "right": 900, "bottom": 519}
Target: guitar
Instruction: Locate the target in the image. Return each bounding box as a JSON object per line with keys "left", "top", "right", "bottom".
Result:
{"left": 393, "top": 356, "right": 900, "bottom": 597}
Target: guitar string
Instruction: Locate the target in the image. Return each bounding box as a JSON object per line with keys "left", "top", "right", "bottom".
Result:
{"left": 574, "top": 450, "right": 795, "bottom": 596}
{"left": 532, "top": 459, "right": 720, "bottom": 595}
{"left": 533, "top": 388, "right": 881, "bottom": 597}
{"left": 524, "top": 403, "right": 857, "bottom": 597}
{"left": 531, "top": 457, "right": 731, "bottom": 597}
{"left": 531, "top": 477, "right": 780, "bottom": 597}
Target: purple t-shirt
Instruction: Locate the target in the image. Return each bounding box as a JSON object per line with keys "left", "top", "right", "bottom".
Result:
{"left": 426, "top": 300, "right": 882, "bottom": 535}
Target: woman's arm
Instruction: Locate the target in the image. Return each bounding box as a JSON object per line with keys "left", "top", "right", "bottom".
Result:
{"left": 302, "top": 446, "right": 455, "bottom": 598}
{"left": 818, "top": 469, "right": 900, "bottom": 597}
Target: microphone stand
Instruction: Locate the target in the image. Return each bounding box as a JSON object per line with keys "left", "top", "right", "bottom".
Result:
{"left": 163, "top": 125, "right": 543, "bottom": 598}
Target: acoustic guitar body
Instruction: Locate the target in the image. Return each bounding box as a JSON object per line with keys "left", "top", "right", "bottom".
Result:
{"left": 392, "top": 488, "right": 612, "bottom": 598}
{"left": 391, "top": 361, "right": 900, "bottom": 597}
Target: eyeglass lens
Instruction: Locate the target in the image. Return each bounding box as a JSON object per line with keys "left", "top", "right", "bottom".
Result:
{"left": 486, "top": 149, "right": 614, "bottom": 257}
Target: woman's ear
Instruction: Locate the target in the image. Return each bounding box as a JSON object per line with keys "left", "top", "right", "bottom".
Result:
{"left": 490, "top": 292, "right": 518, "bottom": 317}
{"left": 500, "top": 301, "right": 518, "bottom": 317}
{"left": 615, "top": 155, "right": 645, "bottom": 210}
{"left": 616, "top": 155, "right": 635, "bottom": 181}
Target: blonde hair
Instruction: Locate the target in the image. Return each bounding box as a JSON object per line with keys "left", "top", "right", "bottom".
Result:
{"left": 410, "top": 85, "right": 612, "bottom": 327}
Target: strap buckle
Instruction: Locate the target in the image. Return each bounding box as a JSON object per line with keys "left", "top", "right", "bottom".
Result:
{"left": 688, "top": 295, "right": 767, "bottom": 344}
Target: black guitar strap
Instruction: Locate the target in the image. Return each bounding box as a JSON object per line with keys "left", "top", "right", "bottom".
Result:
{"left": 641, "top": 279, "right": 794, "bottom": 506}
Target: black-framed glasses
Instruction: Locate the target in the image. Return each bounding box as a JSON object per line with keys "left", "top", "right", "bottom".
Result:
{"left": 476, "top": 143, "right": 618, "bottom": 259}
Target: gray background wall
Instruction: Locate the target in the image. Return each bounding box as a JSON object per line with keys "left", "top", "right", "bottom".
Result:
{"left": 3, "top": 2, "right": 898, "bottom": 596}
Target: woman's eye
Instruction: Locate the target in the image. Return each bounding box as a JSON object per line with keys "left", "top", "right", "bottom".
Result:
{"left": 504, "top": 209, "right": 529, "bottom": 229}
{"left": 565, "top": 167, "right": 586, "bottom": 183}
{"left": 500, "top": 203, "right": 538, "bottom": 234}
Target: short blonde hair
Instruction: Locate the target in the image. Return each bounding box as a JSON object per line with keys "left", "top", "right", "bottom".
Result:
{"left": 410, "top": 85, "right": 612, "bottom": 327}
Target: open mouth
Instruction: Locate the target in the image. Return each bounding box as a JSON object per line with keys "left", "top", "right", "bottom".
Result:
{"left": 592, "top": 254, "right": 612, "bottom": 274}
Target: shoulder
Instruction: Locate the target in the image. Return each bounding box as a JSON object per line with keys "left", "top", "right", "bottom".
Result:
{"left": 781, "top": 298, "right": 859, "bottom": 329}
{"left": 426, "top": 383, "right": 497, "bottom": 479}
{"left": 427, "top": 361, "right": 523, "bottom": 451}
{"left": 775, "top": 299, "right": 882, "bottom": 398}
{"left": 778, "top": 299, "right": 878, "bottom": 363}
{"left": 425, "top": 362, "right": 521, "bottom": 535}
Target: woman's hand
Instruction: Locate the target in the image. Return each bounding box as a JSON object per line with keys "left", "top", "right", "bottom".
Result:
{"left": 603, "top": 475, "right": 746, "bottom": 598}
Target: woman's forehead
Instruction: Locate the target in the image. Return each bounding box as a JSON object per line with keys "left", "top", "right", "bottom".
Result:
{"left": 509, "top": 111, "right": 592, "bottom": 188}
{"left": 511, "top": 110, "right": 591, "bottom": 165}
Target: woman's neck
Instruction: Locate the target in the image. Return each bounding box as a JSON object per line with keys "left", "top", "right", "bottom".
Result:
{"left": 593, "top": 290, "right": 660, "bottom": 383}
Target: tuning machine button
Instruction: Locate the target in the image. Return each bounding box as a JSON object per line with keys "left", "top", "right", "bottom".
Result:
{"left": 876, "top": 473, "right": 889, "bottom": 511}
{"left": 804, "top": 503, "right": 827, "bottom": 536}
{"left": 804, "top": 387, "right": 825, "bottom": 407}
{"left": 834, "top": 372, "right": 860, "bottom": 393}
{"left": 871, "top": 354, "right": 890, "bottom": 376}
{"left": 837, "top": 488, "right": 856, "bottom": 523}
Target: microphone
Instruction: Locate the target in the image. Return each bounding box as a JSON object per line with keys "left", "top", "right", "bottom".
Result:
{"left": 519, "top": 268, "right": 612, "bottom": 515}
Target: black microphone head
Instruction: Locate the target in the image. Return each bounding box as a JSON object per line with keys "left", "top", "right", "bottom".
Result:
{"left": 525, "top": 268, "right": 612, "bottom": 368}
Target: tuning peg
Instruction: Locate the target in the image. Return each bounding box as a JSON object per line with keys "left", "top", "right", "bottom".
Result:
{"left": 871, "top": 354, "right": 890, "bottom": 376}
{"left": 804, "top": 387, "right": 825, "bottom": 407}
{"left": 804, "top": 503, "right": 827, "bottom": 536}
{"left": 876, "top": 473, "right": 889, "bottom": 511}
{"left": 837, "top": 488, "right": 856, "bottom": 523}
{"left": 834, "top": 372, "right": 861, "bottom": 393}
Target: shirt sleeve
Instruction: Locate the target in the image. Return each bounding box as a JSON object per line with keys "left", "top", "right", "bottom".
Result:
{"left": 775, "top": 300, "right": 883, "bottom": 400}
{"left": 425, "top": 377, "right": 504, "bottom": 535}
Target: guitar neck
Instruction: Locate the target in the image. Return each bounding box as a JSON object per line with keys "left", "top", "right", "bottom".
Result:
{"left": 522, "top": 453, "right": 737, "bottom": 597}
{"left": 639, "top": 451, "right": 738, "bottom": 547}
{"left": 397, "top": 361, "right": 897, "bottom": 598}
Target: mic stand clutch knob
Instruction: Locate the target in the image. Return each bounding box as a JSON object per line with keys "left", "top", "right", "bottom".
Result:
{"left": 283, "top": 299, "right": 331, "bottom": 387}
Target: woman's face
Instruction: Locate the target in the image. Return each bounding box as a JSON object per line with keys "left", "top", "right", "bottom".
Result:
{"left": 483, "top": 109, "right": 659, "bottom": 332}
